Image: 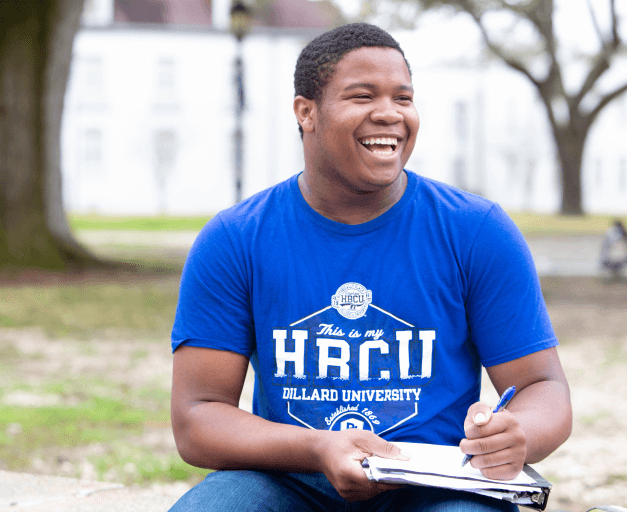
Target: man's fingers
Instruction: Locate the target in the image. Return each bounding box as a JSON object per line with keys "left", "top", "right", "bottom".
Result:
{"left": 469, "top": 445, "right": 519, "bottom": 469}
{"left": 464, "top": 405, "right": 520, "bottom": 441}
{"left": 472, "top": 410, "right": 491, "bottom": 425}
{"left": 480, "top": 463, "right": 522, "bottom": 482}
{"left": 462, "top": 432, "right": 515, "bottom": 462}
{"left": 464, "top": 402, "right": 493, "bottom": 431}
{"left": 461, "top": 413, "right": 518, "bottom": 454}
{"left": 471, "top": 447, "right": 525, "bottom": 481}
{"left": 369, "top": 438, "right": 411, "bottom": 461}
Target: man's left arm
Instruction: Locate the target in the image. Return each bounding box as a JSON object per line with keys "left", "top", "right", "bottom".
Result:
{"left": 460, "top": 347, "right": 572, "bottom": 480}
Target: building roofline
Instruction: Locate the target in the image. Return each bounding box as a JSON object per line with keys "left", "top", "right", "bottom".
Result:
{"left": 80, "top": 23, "right": 327, "bottom": 39}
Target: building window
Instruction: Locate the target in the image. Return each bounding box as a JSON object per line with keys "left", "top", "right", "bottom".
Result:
{"left": 81, "top": 128, "right": 103, "bottom": 174}
{"left": 454, "top": 101, "right": 467, "bottom": 144}
{"left": 156, "top": 130, "right": 176, "bottom": 171}
{"left": 524, "top": 158, "right": 536, "bottom": 209}
{"left": 156, "top": 58, "right": 176, "bottom": 104}
{"left": 154, "top": 130, "right": 177, "bottom": 211}
{"left": 506, "top": 98, "right": 518, "bottom": 134}
{"left": 80, "top": 57, "right": 105, "bottom": 104}
{"left": 453, "top": 156, "right": 467, "bottom": 190}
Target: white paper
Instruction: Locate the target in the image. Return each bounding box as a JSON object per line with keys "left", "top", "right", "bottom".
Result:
{"left": 362, "top": 441, "right": 552, "bottom": 509}
{"left": 365, "top": 465, "right": 541, "bottom": 492}
{"left": 366, "top": 442, "right": 538, "bottom": 486}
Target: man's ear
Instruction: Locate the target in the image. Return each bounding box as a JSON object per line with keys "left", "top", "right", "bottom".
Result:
{"left": 293, "top": 96, "right": 317, "bottom": 134}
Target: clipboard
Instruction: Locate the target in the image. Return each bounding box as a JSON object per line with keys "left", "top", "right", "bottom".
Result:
{"left": 362, "top": 442, "right": 552, "bottom": 510}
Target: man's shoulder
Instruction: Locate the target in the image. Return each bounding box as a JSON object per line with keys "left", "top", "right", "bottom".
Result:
{"left": 411, "top": 172, "right": 497, "bottom": 217}
{"left": 408, "top": 171, "right": 521, "bottom": 247}
{"left": 213, "top": 174, "right": 296, "bottom": 229}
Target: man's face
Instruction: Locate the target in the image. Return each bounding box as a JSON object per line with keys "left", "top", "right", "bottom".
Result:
{"left": 307, "top": 46, "right": 419, "bottom": 193}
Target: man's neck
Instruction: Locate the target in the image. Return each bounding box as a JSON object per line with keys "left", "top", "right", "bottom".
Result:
{"left": 297, "top": 171, "right": 407, "bottom": 225}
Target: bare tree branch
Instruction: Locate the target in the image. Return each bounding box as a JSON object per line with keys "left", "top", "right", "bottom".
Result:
{"left": 585, "top": 0, "right": 605, "bottom": 46}
{"left": 486, "top": 0, "right": 564, "bottom": 97}
{"left": 521, "top": 0, "right": 556, "bottom": 56}
{"left": 572, "top": 52, "right": 612, "bottom": 109}
{"left": 610, "top": 0, "right": 619, "bottom": 44}
{"left": 573, "top": 4, "right": 624, "bottom": 111}
{"left": 588, "top": 81, "right": 627, "bottom": 124}
{"left": 493, "top": 0, "right": 534, "bottom": 17}
{"left": 464, "top": 5, "right": 544, "bottom": 88}
{"left": 358, "top": 0, "right": 375, "bottom": 20}
{"left": 535, "top": 84, "right": 561, "bottom": 135}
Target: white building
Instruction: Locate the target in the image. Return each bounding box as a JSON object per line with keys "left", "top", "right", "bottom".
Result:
{"left": 61, "top": 4, "right": 627, "bottom": 215}
{"left": 62, "top": 27, "right": 308, "bottom": 215}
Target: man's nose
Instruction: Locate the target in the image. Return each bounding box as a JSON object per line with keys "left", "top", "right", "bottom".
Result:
{"left": 370, "top": 100, "right": 404, "bottom": 124}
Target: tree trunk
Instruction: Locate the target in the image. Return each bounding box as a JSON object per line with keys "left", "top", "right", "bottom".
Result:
{"left": 555, "top": 127, "right": 586, "bottom": 215}
{"left": 0, "top": 0, "right": 101, "bottom": 271}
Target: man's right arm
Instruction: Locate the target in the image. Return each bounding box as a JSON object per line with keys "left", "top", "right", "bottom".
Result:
{"left": 170, "top": 345, "right": 408, "bottom": 502}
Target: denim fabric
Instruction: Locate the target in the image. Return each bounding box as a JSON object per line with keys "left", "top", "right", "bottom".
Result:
{"left": 168, "top": 470, "right": 520, "bottom": 512}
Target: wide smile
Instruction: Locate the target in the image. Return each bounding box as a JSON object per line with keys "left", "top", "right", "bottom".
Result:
{"left": 357, "top": 137, "right": 400, "bottom": 157}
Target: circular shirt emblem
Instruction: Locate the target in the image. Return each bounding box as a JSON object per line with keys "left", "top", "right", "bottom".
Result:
{"left": 332, "top": 282, "right": 372, "bottom": 320}
{"left": 328, "top": 411, "right": 375, "bottom": 432}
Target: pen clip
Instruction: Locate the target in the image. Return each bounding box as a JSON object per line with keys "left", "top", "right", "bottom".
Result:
{"left": 493, "top": 385, "right": 516, "bottom": 413}
{"left": 498, "top": 396, "right": 512, "bottom": 410}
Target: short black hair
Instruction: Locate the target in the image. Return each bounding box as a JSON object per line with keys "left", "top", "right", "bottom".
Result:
{"left": 294, "top": 23, "right": 411, "bottom": 136}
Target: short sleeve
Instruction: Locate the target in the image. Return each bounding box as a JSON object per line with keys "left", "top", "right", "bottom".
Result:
{"left": 465, "top": 205, "right": 558, "bottom": 367}
{"left": 171, "top": 215, "right": 254, "bottom": 356}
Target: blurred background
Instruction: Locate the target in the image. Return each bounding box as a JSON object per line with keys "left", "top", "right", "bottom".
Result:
{"left": 64, "top": 0, "right": 627, "bottom": 215}
{"left": 1, "top": 0, "right": 627, "bottom": 510}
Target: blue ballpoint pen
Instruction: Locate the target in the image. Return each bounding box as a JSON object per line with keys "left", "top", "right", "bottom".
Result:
{"left": 461, "top": 385, "right": 516, "bottom": 467}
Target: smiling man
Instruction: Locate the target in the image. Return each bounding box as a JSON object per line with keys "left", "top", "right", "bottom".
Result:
{"left": 168, "top": 24, "right": 571, "bottom": 512}
{"left": 294, "top": 44, "right": 418, "bottom": 224}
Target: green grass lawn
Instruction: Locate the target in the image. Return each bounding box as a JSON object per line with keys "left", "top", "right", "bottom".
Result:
{"left": 68, "top": 212, "right": 627, "bottom": 236}
{"left": 0, "top": 375, "right": 208, "bottom": 485}
{"left": 69, "top": 214, "right": 212, "bottom": 232}
{"left": 0, "top": 269, "right": 210, "bottom": 486}
{"left": 0, "top": 279, "right": 180, "bottom": 338}
{"left": 508, "top": 212, "right": 627, "bottom": 236}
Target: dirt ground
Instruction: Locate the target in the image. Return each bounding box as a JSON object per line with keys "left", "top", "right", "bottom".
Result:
{"left": 1, "top": 275, "right": 626, "bottom": 511}
{"left": 523, "top": 276, "right": 627, "bottom": 511}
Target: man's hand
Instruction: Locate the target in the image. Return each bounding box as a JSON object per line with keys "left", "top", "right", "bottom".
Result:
{"left": 315, "top": 429, "right": 409, "bottom": 502}
{"left": 459, "top": 402, "right": 527, "bottom": 481}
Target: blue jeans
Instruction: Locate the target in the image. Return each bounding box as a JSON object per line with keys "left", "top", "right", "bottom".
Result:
{"left": 168, "top": 470, "right": 520, "bottom": 512}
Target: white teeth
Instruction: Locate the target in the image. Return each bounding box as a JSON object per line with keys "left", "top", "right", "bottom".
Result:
{"left": 360, "top": 137, "right": 398, "bottom": 146}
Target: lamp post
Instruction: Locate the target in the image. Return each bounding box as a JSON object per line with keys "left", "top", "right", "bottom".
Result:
{"left": 229, "top": 1, "right": 252, "bottom": 203}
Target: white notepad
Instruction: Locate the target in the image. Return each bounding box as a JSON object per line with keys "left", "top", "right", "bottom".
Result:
{"left": 363, "top": 442, "right": 552, "bottom": 510}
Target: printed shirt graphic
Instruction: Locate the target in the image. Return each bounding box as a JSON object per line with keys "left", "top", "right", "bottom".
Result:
{"left": 273, "top": 282, "right": 434, "bottom": 436}
{"left": 171, "top": 171, "right": 559, "bottom": 446}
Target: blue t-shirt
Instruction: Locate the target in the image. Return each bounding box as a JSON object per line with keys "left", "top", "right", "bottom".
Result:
{"left": 172, "top": 171, "right": 557, "bottom": 446}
